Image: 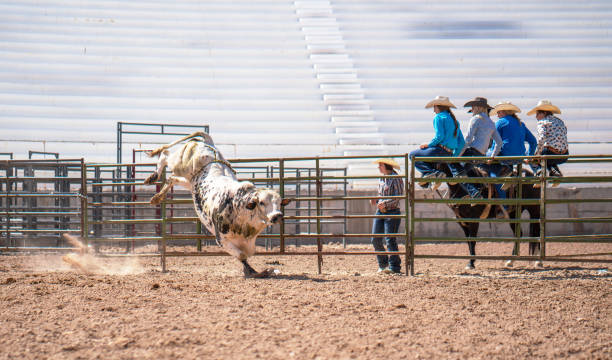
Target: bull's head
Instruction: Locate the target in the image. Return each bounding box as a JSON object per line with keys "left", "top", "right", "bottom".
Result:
{"left": 246, "top": 189, "right": 291, "bottom": 225}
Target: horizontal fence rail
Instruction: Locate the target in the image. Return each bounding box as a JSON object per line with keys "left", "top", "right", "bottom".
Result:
{"left": 1, "top": 154, "right": 611, "bottom": 276}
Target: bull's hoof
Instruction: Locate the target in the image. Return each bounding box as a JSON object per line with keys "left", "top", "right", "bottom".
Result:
{"left": 505, "top": 260, "right": 514, "bottom": 268}
{"left": 150, "top": 194, "right": 164, "bottom": 205}
{"left": 143, "top": 173, "right": 158, "bottom": 185}
{"left": 465, "top": 262, "right": 475, "bottom": 270}
{"left": 244, "top": 268, "right": 273, "bottom": 279}
{"left": 534, "top": 260, "right": 544, "bottom": 268}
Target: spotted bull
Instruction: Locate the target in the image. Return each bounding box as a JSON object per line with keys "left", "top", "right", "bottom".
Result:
{"left": 144, "top": 132, "right": 289, "bottom": 277}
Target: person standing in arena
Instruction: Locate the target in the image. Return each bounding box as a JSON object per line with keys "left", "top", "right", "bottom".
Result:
{"left": 455, "top": 97, "right": 502, "bottom": 199}
{"left": 488, "top": 101, "right": 537, "bottom": 198}
{"left": 370, "top": 158, "right": 404, "bottom": 274}
{"left": 526, "top": 100, "right": 569, "bottom": 179}
{"left": 410, "top": 96, "right": 465, "bottom": 191}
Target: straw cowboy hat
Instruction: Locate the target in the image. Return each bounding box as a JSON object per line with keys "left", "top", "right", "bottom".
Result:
{"left": 489, "top": 101, "right": 521, "bottom": 116}
{"left": 464, "top": 97, "right": 493, "bottom": 113}
{"left": 526, "top": 99, "right": 561, "bottom": 116}
{"left": 373, "top": 158, "right": 401, "bottom": 169}
{"left": 425, "top": 96, "right": 456, "bottom": 109}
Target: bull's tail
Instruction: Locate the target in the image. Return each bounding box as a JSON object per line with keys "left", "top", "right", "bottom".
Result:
{"left": 146, "top": 131, "right": 214, "bottom": 157}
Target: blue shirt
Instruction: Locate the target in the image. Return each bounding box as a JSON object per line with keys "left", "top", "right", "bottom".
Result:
{"left": 427, "top": 110, "right": 465, "bottom": 156}
{"left": 491, "top": 115, "right": 537, "bottom": 157}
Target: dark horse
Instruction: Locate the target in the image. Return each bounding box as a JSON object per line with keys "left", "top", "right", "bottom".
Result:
{"left": 437, "top": 164, "right": 541, "bottom": 269}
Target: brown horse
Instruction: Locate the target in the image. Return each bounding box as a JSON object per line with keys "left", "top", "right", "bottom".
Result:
{"left": 437, "top": 164, "right": 541, "bottom": 269}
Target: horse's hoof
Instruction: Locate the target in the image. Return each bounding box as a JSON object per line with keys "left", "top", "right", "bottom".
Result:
{"left": 465, "top": 264, "right": 475, "bottom": 270}
{"left": 505, "top": 260, "right": 514, "bottom": 268}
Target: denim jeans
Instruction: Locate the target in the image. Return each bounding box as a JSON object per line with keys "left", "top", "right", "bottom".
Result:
{"left": 409, "top": 146, "right": 462, "bottom": 177}
{"left": 371, "top": 209, "right": 401, "bottom": 272}
{"left": 530, "top": 148, "right": 568, "bottom": 173}
{"left": 489, "top": 161, "right": 518, "bottom": 199}
{"left": 456, "top": 147, "right": 484, "bottom": 197}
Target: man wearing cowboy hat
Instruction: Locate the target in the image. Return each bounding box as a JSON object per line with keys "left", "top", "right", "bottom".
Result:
{"left": 526, "top": 100, "right": 568, "bottom": 177}
{"left": 370, "top": 158, "right": 404, "bottom": 274}
{"left": 409, "top": 96, "right": 465, "bottom": 191}
{"left": 454, "top": 97, "right": 502, "bottom": 198}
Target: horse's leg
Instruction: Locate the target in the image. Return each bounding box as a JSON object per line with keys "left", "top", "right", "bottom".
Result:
{"left": 462, "top": 223, "right": 479, "bottom": 269}
{"left": 528, "top": 205, "right": 543, "bottom": 267}
{"left": 506, "top": 218, "right": 520, "bottom": 268}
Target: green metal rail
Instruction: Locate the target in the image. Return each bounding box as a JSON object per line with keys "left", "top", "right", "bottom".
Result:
{"left": 1, "top": 154, "right": 611, "bottom": 276}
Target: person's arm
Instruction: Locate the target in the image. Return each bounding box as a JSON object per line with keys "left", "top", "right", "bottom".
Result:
{"left": 458, "top": 116, "right": 478, "bottom": 156}
{"left": 524, "top": 123, "right": 538, "bottom": 156}
{"left": 453, "top": 127, "right": 465, "bottom": 157}
{"left": 534, "top": 121, "right": 546, "bottom": 155}
{"left": 427, "top": 114, "right": 445, "bottom": 148}
{"left": 491, "top": 128, "right": 502, "bottom": 157}
{"left": 378, "top": 177, "right": 404, "bottom": 210}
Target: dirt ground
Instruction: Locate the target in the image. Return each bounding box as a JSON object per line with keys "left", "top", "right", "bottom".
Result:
{"left": 0, "top": 243, "right": 610, "bottom": 360}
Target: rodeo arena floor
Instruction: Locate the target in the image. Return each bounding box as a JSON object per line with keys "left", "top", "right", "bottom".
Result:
{"left": 2, "top": 0, "right": 612, "bottom": 359}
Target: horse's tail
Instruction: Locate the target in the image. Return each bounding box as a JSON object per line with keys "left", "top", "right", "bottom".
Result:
{"left": 146, "top": 131, "right": 214, "bottom": 157}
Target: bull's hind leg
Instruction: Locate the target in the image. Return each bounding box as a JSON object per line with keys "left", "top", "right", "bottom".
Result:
{"left": 144, "top": 150, "right": 169, "bottom": 185}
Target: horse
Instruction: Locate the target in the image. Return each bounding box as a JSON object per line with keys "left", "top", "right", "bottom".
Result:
{"left": 435, "top": 163, "right": 541, "bottom": 269}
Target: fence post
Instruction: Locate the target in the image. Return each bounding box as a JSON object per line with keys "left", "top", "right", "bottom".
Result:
{"left": 540, "top": 157, "right": 547, "bottom": 261}
{"left": 279, "top": 159, "right": 285, "bottom": 253}
{"left": 404, "top": 154, "right": 411, "bottom": 276}
{"left": 80, "top": 160, "right": 89, "bottom": 247}
{"left": 160, "top": 168, "right": 167, "bottom": 272}
{"left": 315, "top": 158, "right": 322, "bottom": 274}
{"left": 513, "top": 162, "right": 523, "bottom": 257}
{"left": 409, "top": 155, "right": 416, "bottom": 276}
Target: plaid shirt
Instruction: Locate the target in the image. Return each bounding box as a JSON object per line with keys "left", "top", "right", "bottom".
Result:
{"left": 377, "top": 171, "right": 404, "bottom": 211}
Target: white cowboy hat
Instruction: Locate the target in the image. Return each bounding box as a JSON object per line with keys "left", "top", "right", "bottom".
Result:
{"left": 425, "top": 96, "right": 456, "bottom": 109}
{"left": 489, "top": 101, "right": 521, "bottom": 117}
{"left": 526, "top": 100, "right": 561, "bottom": 116}
{"left": 373, "top": 158, "right": 401, "bottom": 170}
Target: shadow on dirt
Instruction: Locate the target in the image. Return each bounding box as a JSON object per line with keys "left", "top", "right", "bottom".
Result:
{"left": 496, "top": 266, "right": 611, "bottom": 280}
{"left": 271, "top": 274, "right": 340, "bottom": 282}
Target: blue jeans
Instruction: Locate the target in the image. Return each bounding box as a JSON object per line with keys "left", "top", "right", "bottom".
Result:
{"left": 530, "top": 148, "right": 568, "bottom": 173}
{"left": 409, "top": 146, "right": 462, "bottom": 177}
{"left": 456, "top": 147, "right": 484, "bottom": 197}
{"left": 371, "top": 209, "right": 402, "bottom": 272}
{"left": 489, "top": 161, "right": 517, "bottom": 199}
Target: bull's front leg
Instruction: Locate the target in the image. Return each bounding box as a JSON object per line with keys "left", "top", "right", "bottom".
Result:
{"left": 241, "top": 259, "right": 272, "bottom": 279}
{"left": 150, "top": 176, "right": 190, "bottom": 205}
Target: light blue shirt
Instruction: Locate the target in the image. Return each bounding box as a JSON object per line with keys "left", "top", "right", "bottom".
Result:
{"left": 427, "top": 110, "right": 465, "bottom": 156}
{"left": 460, "top": 112, "right": 502, "bottom": 156}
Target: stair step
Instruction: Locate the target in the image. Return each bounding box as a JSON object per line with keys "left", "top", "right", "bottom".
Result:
{"left": 323, "top": 94, "right": 365, "bottom": 101}
{"left": 301, "top": 27, "right": 340, "bottom": 35}
{"left": 339, "top": 137, "right": 384, "bottom": 145}
{"left": 299, "top": 18, "right": 337, "bottom": 25}
{"left": 320, "top": 83, "right": 362, "bottom": 91}
{"left": 308, "top": 45, "right": 346, "bottom": 54}
{"left": 331, "top": 120, "right": 377, "bottom": 127}
{"left": 317, "top": 73, "right": 357, "bottom": 81}
{"left": 331, "top": 116, "right": 374, "bottom": 122}
{"left": 324, "top": 98, "right": 369, "bottom": 105}
{"left": 330, "top": 110, "right": 374, "bottom": 117}
{"left": 306, "top": 35, "right": 343, "bottom": 43}
{"left": 328, "top": 104, "right": 370, "bottom": 111}
{"left": 335, "top": 126, "right": 379, "bottom": 134}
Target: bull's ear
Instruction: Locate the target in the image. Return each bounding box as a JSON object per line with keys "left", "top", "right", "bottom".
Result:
{"left": 281, "top": 198, "right": 291, "bottom": 206}
{"left": 246, "top": 197, "right": 258, "bottom": 210}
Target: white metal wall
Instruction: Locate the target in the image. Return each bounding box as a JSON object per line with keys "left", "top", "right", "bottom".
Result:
{"left": 0, "top": 0, "right": 611, "bottom": 177}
